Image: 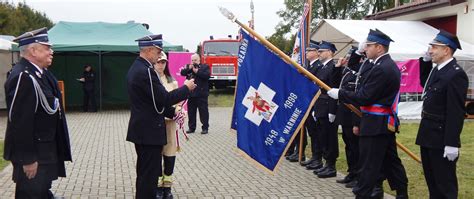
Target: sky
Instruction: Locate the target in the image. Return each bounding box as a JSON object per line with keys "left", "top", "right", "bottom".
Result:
{"left": 12, "top": 0, "right": 286, "bottom": 52}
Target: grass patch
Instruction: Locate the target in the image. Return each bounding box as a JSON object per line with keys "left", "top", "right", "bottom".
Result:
{"left": 306, "top": 121, "right": 474, "bottom": 198}
{"left": 0, "top": 140, "right": 8, "bottom": 171}
{"left": 208, "top": 88, "right": 235, "bottom": 107}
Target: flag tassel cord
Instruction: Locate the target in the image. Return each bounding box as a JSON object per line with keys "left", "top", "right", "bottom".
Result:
{"left": 219, "top": 7, "right": 421, "bottom": 164}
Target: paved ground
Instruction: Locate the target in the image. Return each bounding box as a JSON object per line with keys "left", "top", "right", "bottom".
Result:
{"left": 0, "top": 108, "right": 392, "bottom": 198}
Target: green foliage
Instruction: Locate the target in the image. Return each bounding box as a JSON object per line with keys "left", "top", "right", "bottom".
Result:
{"left": 208, "top": 88, "right": 235, "bottom": 107}
{"left": 0, "top": 140, "right": 7, "bottom": 171}
{"left": 0, "top": 2, "right": 54, "bottom": 36}
{"left": 272, "top": 0, "right": 395, "bottom": 39}
{"left": 266, "top": 33, "right": 296, "bottom": 55}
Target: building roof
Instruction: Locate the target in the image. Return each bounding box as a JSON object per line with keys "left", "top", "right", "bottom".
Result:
{"left": 365, "top": 0, "right": 465, "bottom": 20}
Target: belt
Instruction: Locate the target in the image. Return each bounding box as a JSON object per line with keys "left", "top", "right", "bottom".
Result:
{"left": 421, "top": 110, "right": 445, "bottom": 122}
{"left": 360, "top": 105, "right": 391, "bottom": 115}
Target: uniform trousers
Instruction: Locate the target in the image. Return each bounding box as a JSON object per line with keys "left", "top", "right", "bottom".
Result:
{"left": 341, "top": 125, "right": 359, "bottom": 175}
{"left": 420, "top": 147, "right": 458, "bottom": 199}
{"left": 354, "top": 134, "right": 408, "bottom": 197}
{"left": 187, "top": 97, "right": 209, "bottom": 131}
{"left": 305, "top": 116, "right": 321, "bottom": 160}
{"left": 13, "top": 163, "right": 57, "bottom": 199}
{"left": 315, "top": 118, "right": 338, "bottom": 162}
{"left": 83, "top": 88, "right": 97, "bottom": 112}
{"left": 134, "top": 144, "right": 163, "bottom": 199}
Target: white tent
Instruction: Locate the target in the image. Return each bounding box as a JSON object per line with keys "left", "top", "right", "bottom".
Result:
{"left": 0, "top": 38, "right": 17, "bottom": 109}
{"left": 0, "top": 38, "right": 14, "bottom": 50}
{"left": 313, "top": 19, "right": 474, "bottom": 61}
{"left": 312, "top": 19, "right": 474, "bottom": 119}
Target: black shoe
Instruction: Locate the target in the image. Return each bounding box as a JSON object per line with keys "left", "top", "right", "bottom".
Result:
{"left": 317, "top": 167, "right": 336, "bottom": 178}
{"left": 395, "top": 188, "right": 408, "bottom": 199}
{"left": 313, "top": 163, "right": 327, "bottom": 173}
{"left": 288, "top": 154, "right": 301, "bottom": 162}
{"left": 284, "top": 150, "right": 294, "bottom": 157}
{"left": 186, "top": 130, "right": 195, "bottom": 134}
{"left": 201, "top": 130, "right": 208, "bottom": 134}
{"left": 156, "top": 187, "right": 164, "bottom": 199}
{"left": 345, "top": 179, "right": 358, "bottom": 188}
{"left": 162, "top": 187, "right": 173, "bottom": 199}
{"left": 306, "top": 160, "right": 323, "bottom": 170}
{"left": 336, "top": 174, "right": 354, "bottom": 184}
{"left": 300, "top": 158, "right": 315, "bottom": 166}
{"left": 370, "top": 185, "right": 384, "bottom": 199}
{"left": 313, "top": 166, "right": 327, "bottom": 175}
{"left": 286, "top": 152, "right": 298, "bottom": 161}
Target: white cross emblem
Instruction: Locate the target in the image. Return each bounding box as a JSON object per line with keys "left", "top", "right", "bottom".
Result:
{"left": 242, "top": 83, "right": 279, "bottom": 126}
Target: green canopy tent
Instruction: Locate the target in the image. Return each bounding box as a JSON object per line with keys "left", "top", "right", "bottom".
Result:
{"left": 42, "top": 21, "right": 183, "bottom": 109}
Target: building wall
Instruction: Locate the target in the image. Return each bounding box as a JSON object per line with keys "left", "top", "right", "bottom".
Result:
{"left": 388, "top": 0, "right": 474, "bottom": 44}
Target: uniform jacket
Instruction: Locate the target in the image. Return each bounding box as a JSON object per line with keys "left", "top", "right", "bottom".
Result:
{"left": 339, "top": 54, "right": 400, "bottom": 136}
{"left": 81, "top": 70, "right": 95, "bottom": 91}
{"left": 350, "top": 53, "right": 374, "bottom": 127}
{"left": 336, "top": 67, "right": 358, "bottom": 126}
{"left": 416, "top": 58, "right": 468, "bottom": 149}
{"left": 180, "top": 63, "right": 210, "bottom": 98}
{"left": 126, "top": 57, "right": 190, "bottom": 145}
{"left": 306, "top": 59, "right": 321, "bottom": 75}
{"left": 312, "top": 59, "right": 342, "bottom": 118}
{"left": 4, "top": 58, "right": 72, "bottom": 177}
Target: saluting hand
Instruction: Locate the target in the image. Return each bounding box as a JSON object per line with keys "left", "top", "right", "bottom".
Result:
{"left": 23, "top": 161, "right": 38, "bottom": 179}
{"left": 336, "top": 57, "right": 347, "bottom": 67}
{"left": 184, "top": 79, "right": 197, "bottom": 91}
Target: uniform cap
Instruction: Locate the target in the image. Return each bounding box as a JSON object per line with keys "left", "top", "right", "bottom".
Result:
{"left": 14, "top": 27, "right": 51, "bottom": 47}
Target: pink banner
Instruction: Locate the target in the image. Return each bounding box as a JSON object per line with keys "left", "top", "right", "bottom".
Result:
{"left": 168, "top": 52, "right": 193, "bottom": 86}
{"left": 396, "top": 59, "right": 423, "bottom": 93}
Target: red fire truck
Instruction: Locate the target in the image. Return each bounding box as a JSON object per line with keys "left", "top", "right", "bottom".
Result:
{"left": 200, "top": 37, "right": 240, "bottom": 89}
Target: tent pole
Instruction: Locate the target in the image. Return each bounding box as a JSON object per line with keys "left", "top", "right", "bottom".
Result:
{"left": 99, "top": 51, "right": 102, "bottom": 111}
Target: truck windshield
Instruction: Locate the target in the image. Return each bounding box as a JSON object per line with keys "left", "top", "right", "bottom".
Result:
{"left": 203, "top": 41, "right": 240, "bottom": 56}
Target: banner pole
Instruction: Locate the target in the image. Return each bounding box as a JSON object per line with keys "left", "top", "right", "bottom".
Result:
{"left": 219, "top": 7, "right": 421, "bottom": 163}
{"left": 298, "top": 0, "right": 312, "bottom": 164}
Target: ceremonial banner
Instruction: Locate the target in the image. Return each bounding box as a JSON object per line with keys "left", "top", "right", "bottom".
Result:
{"left": 231, "top": 31, "right": 319, "bottom": 172}
{"left": 290, "top": 2, "right": 310, "bottom": 65}
{"left": 396, "top": 59, "right": 423, "bottom": 93}
{"left": 168, "top": 52, "right": 193, "bottom": 86}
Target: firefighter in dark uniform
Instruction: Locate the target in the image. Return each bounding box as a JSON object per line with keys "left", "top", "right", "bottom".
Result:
{"left": 334, "top": 46, "right": 360, "bottom": 187}
{"left": 346, "top": 43, "right": 387, "bottom": 197}
{"left": 328, "top": 29, "right": 408, "bottom": 198}
{"left": 4, "top": 27, "right": 72, "bottom": 198}
{"left": 287, "top": 40, "right": 320, "bottom": 163}
{"left": 416, "top": 30, "right": 468, "bottom": 199}
{"left": 300, "top": 41, "right": 324, "bottom": 169}
{"left": 312, "top": 41, "right": 342, "bottom": 178}
{"left": 79, "top": 65, "right": 97, "bottom": 112}
{"left": 126, "top": 34, "right": 197, "bottom": 199}
{"left": 180, "top": 54, "right": 211, "bottom": 134}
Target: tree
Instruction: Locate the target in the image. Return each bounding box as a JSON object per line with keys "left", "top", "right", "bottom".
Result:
{"left": 0, "top": 2, "right": 54, "bottom": 36}
{"left": 273, "top": 0, "right": 395, "bottom": 38}
{"left": 266, "top": 32, "right": 296, "bottom": 55}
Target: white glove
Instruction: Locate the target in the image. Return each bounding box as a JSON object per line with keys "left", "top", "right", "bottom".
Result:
{"left": 443, "top": 146, "right": 459, "bottom": 161}
{"left": 357, "top": 40, "right": 366, "bottom": 54}
{"left": 327, "top": 88, "right": 339, "bottom": 100}
{"left": 422, "top": 48, "right": 432, "bottom": 62}
{"left": 328, "top": 114, "right": 336, "bottom": 123}
{"left": 312, "top": 111, "right": 317, "bottom": 121}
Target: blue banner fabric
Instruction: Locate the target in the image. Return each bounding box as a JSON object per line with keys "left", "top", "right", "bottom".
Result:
{"left": 231, "top": 30, "right": 319, "bottom": 172}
